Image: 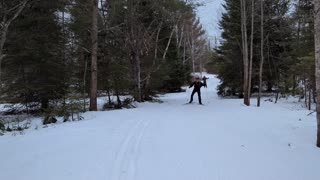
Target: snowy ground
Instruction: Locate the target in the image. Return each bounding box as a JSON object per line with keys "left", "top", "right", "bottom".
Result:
{"left": 1, "top": 74, "right": 320, "bottom": 180}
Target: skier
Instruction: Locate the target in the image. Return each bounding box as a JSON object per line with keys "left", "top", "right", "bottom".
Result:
{"left": 202, "top": 76, "right": 208, "bottom": 88}
{"left": 189, "top": 76, "right": 207, "bottom": 104}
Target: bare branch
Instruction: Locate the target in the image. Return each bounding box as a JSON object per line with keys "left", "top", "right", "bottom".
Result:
{"left": 162, "top": 27, "right": 175, "bottom": 60}
{"left": 6, "top": 0, "right": 29, "bottom": 26}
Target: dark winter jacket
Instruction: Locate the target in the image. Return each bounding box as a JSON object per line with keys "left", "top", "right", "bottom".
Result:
{"left": 202, "top": 76, "right": 208, "bottom": 88}
{"left": 189, "top": 81, "right": 206, "bottom": 91}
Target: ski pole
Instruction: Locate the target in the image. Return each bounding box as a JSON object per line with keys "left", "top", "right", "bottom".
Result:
{"left": 186, "top": 87, "right": 190, "bottom": 102}
{"left": 205, "top": 86, "right": 208, "bottom": 104}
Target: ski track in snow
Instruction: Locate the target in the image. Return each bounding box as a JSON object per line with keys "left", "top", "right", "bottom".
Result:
{"left": 1, "top": 73, "right": 320, "bottom": 180}
{"left": 110, "top": 115, "right": 151, "bottom": 180}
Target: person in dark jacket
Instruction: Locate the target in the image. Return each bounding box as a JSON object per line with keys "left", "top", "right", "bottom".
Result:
{"left": 202, "top": 76, "right": 208, "bottom": 88}
{"left": 189, "top": 76, "right": 207, "bottom": 104}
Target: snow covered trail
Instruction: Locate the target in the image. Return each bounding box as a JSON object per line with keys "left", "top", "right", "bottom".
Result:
{"left": 1, "top": 74, "right": 320, "bottom": 180}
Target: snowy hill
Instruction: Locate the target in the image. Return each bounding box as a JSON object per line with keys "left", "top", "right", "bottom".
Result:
{"left": 1, "top": 74, "right": 320, "bottom": 180}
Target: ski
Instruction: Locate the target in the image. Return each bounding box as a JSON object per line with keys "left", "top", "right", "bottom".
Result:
{"left": 183, "top": 102, "right": 193, "bottom": 105}
{"left": 183, "top": 102, "right": 207, "bottom": 106}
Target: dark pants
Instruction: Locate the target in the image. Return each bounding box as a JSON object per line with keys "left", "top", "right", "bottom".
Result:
{"left": 190, "top": 89, "right": 202, "bottom": 104}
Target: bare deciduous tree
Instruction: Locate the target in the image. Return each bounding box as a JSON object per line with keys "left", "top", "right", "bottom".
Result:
{"left": 89, "top": 0, "right": 98, "bottom": 111}
{"left": 241, "top": 0, "right": 250, "bottom": 106}
{"left": 248, "top": 0, "right": 254, "bottom": 99}
{"left": 258, "top": 0, "right": 264, "bottom": 107}
{"left": 0, "top": 0, "right": 29, "bottom": 89}
{"left": 314, "top": 0, "right": 320, "bottom": 147}
{"left": 185, "top": 16, "right": 206, "bottom": 73}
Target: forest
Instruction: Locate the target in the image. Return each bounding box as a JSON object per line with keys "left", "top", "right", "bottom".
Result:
{"left": 212, "top": 0, "right": 315, "bottom": 108}
{"left": 0, "top": 0, "right": 320, "bottom": 140}
{"left": 0, "top": 0, "right": 320, "bottom": 144}
{"left": 1, "top": 0, "right": 320, "bottom": 179}
{"left": 209, "top": 0, "right": 320, "bottom": 147}
{"left": 0, "top": 0, "right": 210, "bottom": 119}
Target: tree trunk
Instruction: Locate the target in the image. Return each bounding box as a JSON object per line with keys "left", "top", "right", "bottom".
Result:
{"left": 313, "top": 88, "right": 316, "bottom": 104}
{"left": 131, "top": 51, "right": 142, "bottom": 102}
{"left": 183, "top": 37, "right": 186, "bottom": 65}
{"left": 241, "top": 0, "right": 250, "bottom": 106}
{"left": 292, "top": 75, "right": 296, "bottom": 96}
{"left": 41, "top": 98, "right": 49, "bottom": 112}
{"left": 258, "top": 0, "right": 264, "bottom": 107}
{"left": 0, "top": 26, "right": 8, "bottom": 88}
{"left": 248, "top": 0, "right": 254, "bottom": 99}
{"left": 89, "top": 0, "right": 98, "bottom": 111}
{"left": 314, "top": 0, "right": 320, "bottom": 147}
{"left": 308, "top": 86, "right": 311, "bottom": 110}
{"left": 162, "top": 28, "right": 175, "bottom": 60}
{"left": 83, "top": 59, "right": 88, "bottom": 112}
{"left": 275, "top": 90, "right": 279, "bottom": 103}
{"left": 136, "top": 53, "right": 142, "bottom": 102}
{"left": 292, "top": 0, "right": 301, "bottom": 96}
{"left": 115, "top": 84, "right": 122, "bottom": 108}
{"left": 304, "top": 78, "right": 307, "bottom": 107}
{"left": 142, "top": 25, "right": 162, "bottom": 100}
{"left": 191, "top": 30, "right": 195, "bottom": 73}
{"left": 107, "top": 89, "right": 112, "bottom": 105}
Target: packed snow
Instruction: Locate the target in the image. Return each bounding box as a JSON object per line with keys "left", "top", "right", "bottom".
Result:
{"left": 1, "top": 74, "right": 320, "bottom": 180}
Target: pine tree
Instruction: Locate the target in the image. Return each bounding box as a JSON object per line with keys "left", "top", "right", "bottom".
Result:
{"left": 215, "top": 0, "right": 244, "bottom": 96}
{"left": 68, "top": 0, "right": 92, "bottom": 111}
{"left": 292, "top": 0, "right": 315, "bottom": 109}
{"left": 3, "top": 0, "right": 68, "bottom": 111}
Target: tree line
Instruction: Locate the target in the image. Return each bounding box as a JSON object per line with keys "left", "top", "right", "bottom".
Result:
{"left": 1, "top": 0, "right": 320, "bottom": 148}
{"left": 207, "top": 0, "right": 320, "bottom": 147}
{"left": 211, "top": 0, "right": 314, "bottom": 106}
{"left": 0, "top": 0, "right": 210, "bottom": 119}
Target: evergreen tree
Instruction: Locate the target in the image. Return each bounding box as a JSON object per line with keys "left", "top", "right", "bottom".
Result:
{"left": 3, "top": 0, "right": 68, "bottom": 111}
{"left": 215, "top": 0, "right": 243, "bottom": 96}
{"left": 213, "top": 0, "right": 293, "bottom": 99}
{"left": 290, "top": 0, "right": 315, "bottom": 108}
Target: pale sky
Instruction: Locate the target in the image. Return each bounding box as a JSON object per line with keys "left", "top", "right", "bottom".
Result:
{"left": 196, "top": 0, "right": 225, "bottom": 47}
